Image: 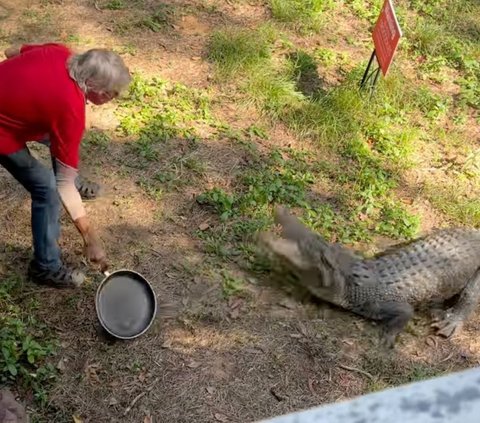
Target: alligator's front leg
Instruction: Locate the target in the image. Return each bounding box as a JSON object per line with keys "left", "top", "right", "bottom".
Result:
{"left": 431, "top": 268, "right": 480, "bottom": 338}
{"left": 357, "top": 301, "right": 414, "bottom": 348}
{"left": 378, "top": 302, "right": 414, "bottom": 348}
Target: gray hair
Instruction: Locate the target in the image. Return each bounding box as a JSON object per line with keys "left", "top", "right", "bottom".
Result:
{"left": 67, "top": 48, "right": 131, "bottom": 94}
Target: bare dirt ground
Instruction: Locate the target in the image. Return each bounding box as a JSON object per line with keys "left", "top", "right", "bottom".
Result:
{"left": 1, "top": 1, "right": 480, "bottom": 422}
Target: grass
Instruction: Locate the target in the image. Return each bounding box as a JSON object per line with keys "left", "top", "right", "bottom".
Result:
{"left": 426, "top": 181, "right": 480, "bottom": 227}
{"left": 269, "top": 0, "right": 334, "bottom": 33}
{"left": 207, "top": 25, "right": 275, "bottom": 77}
{"left": 94, "top": 0, "right": 478, "bottom": 350}
{"left": 201, "top": 0, "right": 479, "bottom": 250}
{"left": 111, "top": 0, "right": 479, "bottom": 286}
{"left": 104, "top": 0, "right": 125, "bottom": 10}
{"left": 115, "top": 73, "right": 214, "bottom": 162}
{"left": 0, "top": 275, "right": 58, "bottom": 406}
{"left": 220, "top": 270, "right": 246, "bottom": 298}
{"left": 4, "top": 0, "right": 480, "bottom": 420}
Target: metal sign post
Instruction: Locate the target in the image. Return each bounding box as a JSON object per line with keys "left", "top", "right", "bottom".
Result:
{"left": 360, "top": 49, "right": 381, "bottom": 91}
{"left": 360, "top": 0, "right": 402, "bottom": 93}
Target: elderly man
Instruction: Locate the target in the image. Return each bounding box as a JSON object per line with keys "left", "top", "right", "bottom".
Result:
{"left": 0, "top": 43, "right": 131, "bottom": 288}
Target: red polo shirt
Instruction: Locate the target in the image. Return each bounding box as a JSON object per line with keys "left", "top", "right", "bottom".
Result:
{"left": 0, "top": 43, "right": 85, "bottom": 169}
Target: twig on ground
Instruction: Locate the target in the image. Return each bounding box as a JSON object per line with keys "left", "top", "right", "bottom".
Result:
{"left": 124, "top": 378, "right": 160, "bottom": 416}
{"left": 17, "top": 288, "right": 53, "bottom": 300}
{"left": 338, "top": 364, "right": 374, "bottom": 381}
{"left": 439, "top": 352, "right": 454, "bottom": 363}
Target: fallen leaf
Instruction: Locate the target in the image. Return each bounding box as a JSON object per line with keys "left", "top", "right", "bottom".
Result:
{"left": 84, "top": 363, "right": 101, "bottom": 384}
{"left": 73, "top": 414, "right": 83, "bottom": 423}
{"left": 270, "top": 387, "right": 287, "bottom": 402}
{"left": 229, "top": 297, "right": 243, "bottom": 310}
{"left": 229, "top": 308, "right": 240, "bottom": 319}
{"left": 198, "top": 222, "right": 210, "bottom": 231}
{"left": 144, "top": 416, "right": 153, "bottom": 423}
{"left": 206, "top": 386, "right": 215, "bottom": 395}
{"left": 187, "top": 360, "right": 201, "bottom": 369}
{"left": 162, "top": 340, "right": 172, "bottom": 349}
{"left": 108, "top": 397, "right": 119, "bottom": 406}
{"left": 308, "top": 378, "right": 316, "bottom": 395}
{"left": 56, "top": 359, "right": 66, "bottom": 373}
{"left": 297, "top": 322, "right": 308, "bottom": 337}
{"left": 245, "top": 348, "right": 263, "bottom": 355}
{"left": 426, "top": 336, "right": 437, "bottom": 348}
{"left": 214, "top": 413, "right": 228, "bottom": 422}
{"left": 278, "top": 299, "right": 295, "bottom": 310}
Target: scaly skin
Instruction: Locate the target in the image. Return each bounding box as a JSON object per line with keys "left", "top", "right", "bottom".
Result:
{"left": 260, "top": 206, "right": 480, "bottom": 348}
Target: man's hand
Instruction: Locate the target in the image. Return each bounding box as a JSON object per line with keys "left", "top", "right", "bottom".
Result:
{"left": 74, "top": 216, "right": 108, "bottom": 271}
{"left": 4, "top": 45, "right": 21, "bottom": 59}
{"left": 84, "top": 235, "right": 108, "bottom": 272}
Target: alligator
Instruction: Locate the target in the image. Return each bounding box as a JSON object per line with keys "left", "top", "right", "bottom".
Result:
{"left": 258, "top": 205, "right": 480, "bottom": 347}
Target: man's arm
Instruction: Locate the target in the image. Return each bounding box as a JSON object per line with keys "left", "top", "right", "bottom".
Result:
{"left": 4, "top": 43, "right": 51, "bottom": 59}
{"left": 55, "top": 160, "right": 107, "bottom": 270}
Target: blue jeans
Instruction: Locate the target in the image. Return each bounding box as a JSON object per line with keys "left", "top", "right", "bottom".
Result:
{"left": 0, "top": 147, "right": 62, "bottom": 271}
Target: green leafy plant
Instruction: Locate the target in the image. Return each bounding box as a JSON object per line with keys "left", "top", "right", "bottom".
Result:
{"left": 0, "top": 277, "right": 58, "bottom": 405}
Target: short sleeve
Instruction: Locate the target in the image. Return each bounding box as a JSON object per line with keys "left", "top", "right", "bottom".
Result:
{"left": 49, "top": 106, "right": 86, "bottom": 169}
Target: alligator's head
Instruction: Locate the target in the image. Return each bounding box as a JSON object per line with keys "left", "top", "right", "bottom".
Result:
{"left": 258, "top": 206, "right": 350, "bottom": 304}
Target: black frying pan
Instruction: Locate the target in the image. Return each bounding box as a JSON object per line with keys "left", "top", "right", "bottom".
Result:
{"left": 95, "top": 269, "right": 157, "bottom": 340}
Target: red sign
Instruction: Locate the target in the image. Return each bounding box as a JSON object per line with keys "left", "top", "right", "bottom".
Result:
{"left": 372, "top": 0, "right": 402, "bottom": 76}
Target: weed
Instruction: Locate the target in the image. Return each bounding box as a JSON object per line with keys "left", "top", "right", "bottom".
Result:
{"left": 137, "top": 178, "right": 163, "bottom": 201}
{"left": 345, "top": 0, "right": 381, "bottom": 24}
{"left": 83, "top": 130, "right": 110, "bottom": 150}
{"left": 196, "top": 188, "right": 237, "bottom": 221}
{"left": 0, "top": 276, "right": 58, "bottom": 405}
{"left": 426, "top": 181, "right": 480, "bottom": 227}
{"left": 138, "top": 5, "right": 174, "bottom": 32}
{"left": 413, "top": 87, "right": 450, "bottom": 121}
{"left": 314, "top": 47, "right": 350, "bottom": 69}
{"left": 375, "top": 202, "right": 420, "bottom": 239}
{"left": 207, "top": 25, "right": 275, "bottom": 77}
{"left": 105, "top": 0, "right": 125, "bottom": 10}
{"left": 220, "top": 270, "right": 245, "bottom": 298}
{"left": 245, "top": 67, "right": 304, "bottom": 120}
{"left": 269, "top": 0, "right": 334, "bottom": 32}
{"left": 116, "top": 74, "right": 213, "bottom": 158}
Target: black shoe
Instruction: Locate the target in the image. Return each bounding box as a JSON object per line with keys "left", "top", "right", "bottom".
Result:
{"left": 75, "top": 175, "right": 103, "bottom": 201}
{"left": 28, "top": 261, "right": 85, "bottom": 288}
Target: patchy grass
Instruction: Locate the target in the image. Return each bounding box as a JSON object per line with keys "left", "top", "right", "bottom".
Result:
{"left": 0, "top": 276, "right": 58, "bottom": 406}
{"left": 207, "top": 25, "right": 275, "bottom": 77}
{"left": 425, "top": 181, "right": 480, "bottom": 227}
{"left": 115, "top": 73, "right": 214, "bottom": 161}
{"left": 3, "top": 0, "right": 480, "bottom": 421}
{"left": 220, "top": 270, "right": 246, "bottom": 298}
{"left": 269, "top": 0, "right": 334, "bottom": 33}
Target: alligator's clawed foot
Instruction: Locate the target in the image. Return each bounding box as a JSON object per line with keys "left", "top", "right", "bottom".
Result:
{"left": 430, "top": 307, "right": 445, "bottom": 323}
{"left": 431, "top": 313, "right": 463, "bottom": 339}
{"left": 379, "top": 330, "right": 397, "bottom": 350}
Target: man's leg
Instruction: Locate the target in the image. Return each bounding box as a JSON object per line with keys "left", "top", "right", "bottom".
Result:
{"left": 0, "top": 148, "right": 84, "bottom": 287}
{"left": 38, "top": 134, "right": 101, "bottom": 200}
